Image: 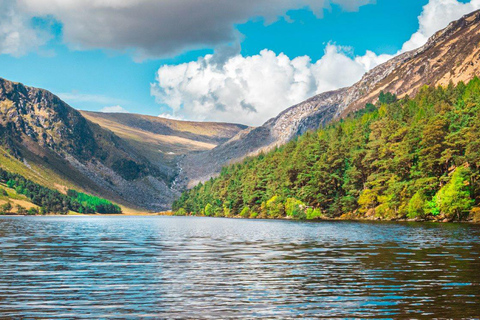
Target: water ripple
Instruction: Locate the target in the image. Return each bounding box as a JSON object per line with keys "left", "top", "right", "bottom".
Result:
{"left": 0, "top": 216, "right": 479, "bottom": 318}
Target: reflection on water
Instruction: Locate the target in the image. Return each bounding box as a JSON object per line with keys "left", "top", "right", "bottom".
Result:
{"left": 0, "top": 216, "right": 479, "bottom": 318}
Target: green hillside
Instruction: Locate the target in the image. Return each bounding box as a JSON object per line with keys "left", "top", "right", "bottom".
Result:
{"left": 173, "top": 78, "right": 480, "bottom": 222}
{"left": 0, "top": 167, "right": 121, "bottom": 215}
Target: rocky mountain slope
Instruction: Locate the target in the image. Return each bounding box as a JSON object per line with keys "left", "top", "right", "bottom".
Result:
{"left": 0, "top": 78, "right": 245, "bottom": 211}
{"left": 82, "top": 111, "right": 246, "bottom": 178}
{"left": 180, "top": 9, "right": 480, "bottom": 187}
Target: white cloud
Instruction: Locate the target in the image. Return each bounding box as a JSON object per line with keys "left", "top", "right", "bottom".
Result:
{"left": 158, "top": 113, "right": 184, "bottom": 121}
{"left": 100, "top": 105, "right": 128, "bottom": 113}
{"left": 401, "top": 0, "right": 480, "bottom": 52}
{"left": 0, "top": 0, "right": 50, "bottom": 56}
{"left": 7, "top": 0, "right": 372, "bottom": 59}
{"left": 152, "top": 0, "right": 480, "bottom": 126}
{"left": 151, "top": 45, "right": 391, "bottom": 126}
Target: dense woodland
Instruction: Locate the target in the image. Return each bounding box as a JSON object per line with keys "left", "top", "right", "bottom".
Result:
{"left": 0, "top": 168, "right": 121, "bottom": 214}
{"left": 173, "top": 79, "right": 480, "bottom": 222}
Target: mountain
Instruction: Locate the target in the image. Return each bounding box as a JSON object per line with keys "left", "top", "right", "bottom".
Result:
{"left": 173, "top": 79, "right": 480, "bottom": 222}
{"left": 180, "top": 9, "right": 480, "bottom": 187}
{"left": 3, "top": 10, "right": 480, "bottom": 211}
{"left": 0, "top": 78, "right": 245, "bottom": 211}
{"left": 81, "top": 111, "right": 246, "bottom": 172}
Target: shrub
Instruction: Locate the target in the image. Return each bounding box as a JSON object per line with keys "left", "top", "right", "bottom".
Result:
{"left": 204, "top": 203, "right": 213, "bottom": 217}
{"left": 424, "top": 195, "right": 440, "bottom": 216}
{"left": 16, "top": 205, "right": 27, "bottom": 215}
{"left": 27, "top": 208, "right": 39, "bottom": 215}
{"left": 407, "top": 191, "right": 426, "bottom": 219}
{"left": 0, "top": 202, "right": 12, "bottom": 214}
{"left": 436, "top": 167, "right": 474, "bottom": 220}
{"left": 265, "top": 195, "right": 285, "bottom": 218}
{"left": 175, "top": 208, "right": 187, "bottom": 216}
{"left": 240, "top": 206, "right": 251, "bottom": 218}
{"left": 285, "top": 198, "right": 306, "bottom": 219}
{"left": 306, "top": 208, "right": 323, "bottom": 220}
{"left": 223, "top": 206, "right": 231, "bottom": 217}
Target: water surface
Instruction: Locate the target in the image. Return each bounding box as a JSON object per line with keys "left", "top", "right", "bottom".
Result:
{"left": 0, "top": 216, "right": 479, "bottom": 318}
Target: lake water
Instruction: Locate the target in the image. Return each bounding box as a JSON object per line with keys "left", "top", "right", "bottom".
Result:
{"left": 0, "top": 216, "right": 479, "bottom": 319}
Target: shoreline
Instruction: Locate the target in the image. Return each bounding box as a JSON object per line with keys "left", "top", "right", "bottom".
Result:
{"left": 158, "top": 213, "right": 480, "bottom": 224}
{"left": 0, "top": 212, "right": 162, "bottom": 217}
{"left": 2, "top": 212, "right": 478, "bottom": 223}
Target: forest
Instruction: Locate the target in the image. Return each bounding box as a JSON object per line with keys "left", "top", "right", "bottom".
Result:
{"left": 0, "top": 168, "right": 122, "bottom": 214}
{"left": 173, "top": 78, "right": 480, "bottom": 222}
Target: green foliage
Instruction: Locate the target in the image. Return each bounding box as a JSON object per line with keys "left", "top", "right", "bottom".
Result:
{"left": 223, "top": 206, "right": 232, "bottom": 217}
{"left": 378, "top": 91, "right": 397, "bottom": 104}
{"left": 6, "top": 180, "right": 14, "bottom": 188}
{"left": 407, "top": 191, "right": 426, "bottom": 219}
{"left": 67, "top": 190, "right": 121, "bottom": 214}
{"left": 240, "top": 206, "right": 251, "bottom": 218}
{"left": 306, "top": 208, "right": 323, "bottom": 220}
{"left": 27, "top": 207, "right": 39, "bottom": 215}
{"left": 0, "top": 202, "right": 12, "bottom": 214}
{"left": 173, "top": 79, "right": 480, "bottom": 221}
{"left": 0, "top": 167, "right": 121, "bottom": 214}
{"left": 174, "top": 208, "right": 187, "bottom": 216}
{"left": 0, "top": 188, "right": 7, "bottom": 196}
{"left": 424, "top": 196, "right": 440, "bottom": 216}
{"left": 285, "top": 198, "right": 306, "bottom": 219}
{"left": 435, "top": 167, "right": 474, "bottom": 220}
{"left": 265, "top": 195, "right": 285, "bottom": 218}
{"left": 16, "top": 205, "right": 27, "bottom": 215}
{"left": 204, "top": 203, "right": 213, "bottom": 217}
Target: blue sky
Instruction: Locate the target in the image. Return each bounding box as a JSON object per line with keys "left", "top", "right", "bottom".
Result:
{"left": 0, "top": 0, "right": 476, "bottom": 125}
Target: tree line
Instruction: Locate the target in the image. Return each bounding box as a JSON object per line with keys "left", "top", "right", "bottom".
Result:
{"left": 173, "top": 78, "right": 480, "bottom": 222}
{"left": 0, "top": 168, "right": 121, "bottom": 214}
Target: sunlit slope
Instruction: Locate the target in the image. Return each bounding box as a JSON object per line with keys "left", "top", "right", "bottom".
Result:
{"left": 0, "top": 77, "right": 189, "bottom": 210}
{"left": 81, "top": 111, "right": 247, "bottom": 168}
{"left": 0, "top": 182, "right": 39, "bottom": 214}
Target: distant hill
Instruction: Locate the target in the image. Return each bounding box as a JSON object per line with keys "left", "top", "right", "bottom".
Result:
{"left": 81, "top": 111, "right": 246, "bottom": 173}
{"left": 180, "top": 9, "right": 480, "bottom": 187}
{"left": 0, "top": 78, "right": 246, "bottom": 211}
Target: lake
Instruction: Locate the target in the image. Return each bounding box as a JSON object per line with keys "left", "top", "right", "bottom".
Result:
{"left": 0, "top": 216, "right": 479, "bottom": 318}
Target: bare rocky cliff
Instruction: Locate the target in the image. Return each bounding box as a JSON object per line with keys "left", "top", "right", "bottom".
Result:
{"left": 180, "top": 9, "right": 480, "bottom": 187}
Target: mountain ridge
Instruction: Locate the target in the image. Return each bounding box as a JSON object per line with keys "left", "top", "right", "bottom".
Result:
{"left": 0, "top": 78, "right": 246, "bottom": 211}
{"left": 179, "top": 9, "right": 480, "bottom": 187}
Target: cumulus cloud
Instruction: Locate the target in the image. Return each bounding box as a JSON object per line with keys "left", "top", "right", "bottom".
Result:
{"left": 0, "top": 0, "right": 50, "bottom": 56}
{"left": 401, "top": 0, "right": 480, "bottom": 52}
{"left": 152, "top": 45, "right": 391, "bottom": 126}
{"left": 152, "top": 0, "right": 480, "bottom": 126}
{"left": 100, "top": 105, "right": 129, "bottom": 113}
{"left": 9, "top": 0, "right": 372, "bottom": 59}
